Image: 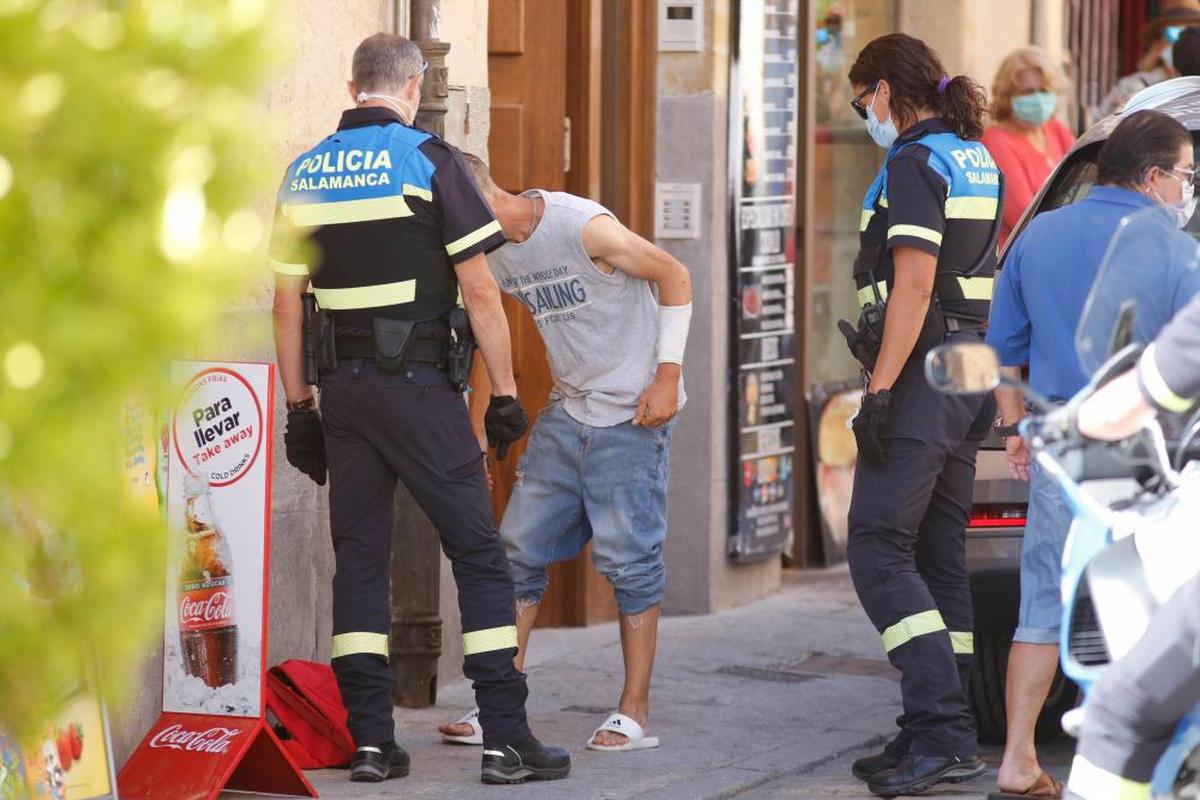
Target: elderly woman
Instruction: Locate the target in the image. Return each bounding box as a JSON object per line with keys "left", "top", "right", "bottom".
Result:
{"left": 982, "top": 47, "right": 1075, "bottom": 247}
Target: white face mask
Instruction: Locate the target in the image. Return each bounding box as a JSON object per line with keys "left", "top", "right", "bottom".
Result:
{"left": 864, "top": 88, "right": 899, "bottom": 149}
{"left": 1151, "top": 170, "right": 1197, "bottom": 229}
{"left": 356, "top": 91, "right": 417, "bottom": 124}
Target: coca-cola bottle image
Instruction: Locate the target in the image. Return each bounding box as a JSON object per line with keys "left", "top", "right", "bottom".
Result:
{"left": 178, "top": 473, "right": 238, "bottom": 687}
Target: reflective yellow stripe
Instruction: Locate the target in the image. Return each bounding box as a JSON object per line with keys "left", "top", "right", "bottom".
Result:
{"left": 1067, "top": 755, "right": 1151, "bottom": 800}
{"left": 332, "top": 631, "right": 389, "bottom": 659}
{"left": 285, "top": 195, "right": 413, "bottom": 227}
{"left": 313, "top": 280, "right": 416, "bottom": 310}
{"left": 1140, "top": 344, "right": 1193, "bottom": 413}
{"left": 944, "top": 196, "right": 999, "bottom": 220}
{"left": 888, "top": 224, "right": 943, "bottom": 245}
{"left": 446, "top": 220, "right": 503, "bottom": 257}
{"left": 463, "top": 625, "right": 518, "bottom": 656}
{"left": 402, "top": 183, "right": 433, "bottom": 202}
{"left": 882, "top": 609, "right": 946, "bottom": 652}
{"left": 857, "top": 281, "right": 889, "bottom": 307}
{"left": 950, "top": 631, "right": 975, "bottom": 655}
{"left": 957, "top": 276, "right": 994, "bottom": 301}
{"left": 269, "top": 258, "right": 309, "bottom": 276}
{"left": 860, "top": 209, "right": 874, "bottom": 232}
{"left": 879, "top": 195, "right": 888, "bottom": 208}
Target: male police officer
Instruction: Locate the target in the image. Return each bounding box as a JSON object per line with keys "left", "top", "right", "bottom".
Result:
{"left": 269, "top": 33, "right": 570, "bottom": 786}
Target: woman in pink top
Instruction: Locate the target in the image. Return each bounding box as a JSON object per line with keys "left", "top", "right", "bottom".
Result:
{"left": 982, "top": 48, "right": 1075, "bottom": 247}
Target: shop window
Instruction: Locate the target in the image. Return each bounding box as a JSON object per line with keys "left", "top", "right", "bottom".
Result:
{"left": 808, "top": 0, "right": 895, "bottom": 385}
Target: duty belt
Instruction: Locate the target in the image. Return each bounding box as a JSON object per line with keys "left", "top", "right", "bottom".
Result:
{"left": 335, "top": 334, "right": 448, "bottom": 365}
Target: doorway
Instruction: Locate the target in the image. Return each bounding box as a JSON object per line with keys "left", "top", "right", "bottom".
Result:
{"left": 486, "top": 0, "right": 656, "bottom": 626}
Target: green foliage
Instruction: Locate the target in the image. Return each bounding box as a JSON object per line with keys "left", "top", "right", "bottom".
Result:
{"left": 0, "top": 0, "right": 283, "bottom": 738}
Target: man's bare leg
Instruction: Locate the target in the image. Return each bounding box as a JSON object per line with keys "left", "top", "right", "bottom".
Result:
{"left": 590, "top": 605, "right": 661, "bottom": 747}
{"left": 438, "top": 599, "right": 541, "bottom": 739}
{"left": 996, "top": 642, "right": 1059, "bottom": 792}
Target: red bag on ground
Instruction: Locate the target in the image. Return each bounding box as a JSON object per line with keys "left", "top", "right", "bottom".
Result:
{"left": 265, "top": 659, "right": 355, "bottom": 769}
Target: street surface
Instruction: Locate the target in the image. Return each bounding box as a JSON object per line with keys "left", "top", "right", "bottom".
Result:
{"left": 225, "top": 567, "right": 1071, "bottom": 799}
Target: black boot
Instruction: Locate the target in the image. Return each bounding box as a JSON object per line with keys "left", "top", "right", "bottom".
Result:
{"left": 349, "top": 742, "right": 410, "bottom": 782}
{"left": 851, "top": 728, "right": 912, "bottom": 781}
{"left": 868, "top": 754, "right": 986, "bottom": 796}
{"left": 480, "top": 736, "right": 571, "bottom": 784}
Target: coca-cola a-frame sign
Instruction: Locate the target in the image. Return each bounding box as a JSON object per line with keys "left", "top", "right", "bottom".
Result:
{"left": 120, "top": 362, "right": 316, "bottom": 800}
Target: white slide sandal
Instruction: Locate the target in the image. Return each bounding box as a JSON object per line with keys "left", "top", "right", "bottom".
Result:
{"left": 586, "top": 712, "right": 660, "bottom": 752}
{"left": 441, "top": 707, "right": 483, "bottom": 745}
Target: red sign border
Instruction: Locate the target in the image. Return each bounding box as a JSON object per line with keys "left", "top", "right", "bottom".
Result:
{"left": 172, "top": 366, "right": 265, "bottom": 488}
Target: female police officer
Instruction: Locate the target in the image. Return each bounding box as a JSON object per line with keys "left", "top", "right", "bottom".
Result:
{"left": 839, "top": 34, "right": 999, "bottom": 796}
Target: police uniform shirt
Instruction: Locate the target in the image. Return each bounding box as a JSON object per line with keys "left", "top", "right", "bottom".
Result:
{"left": 853, "top": 117, "right": 1000, "bottom": 323}
{"left": 268, "top": 107, "right": 506, "bottom": 332}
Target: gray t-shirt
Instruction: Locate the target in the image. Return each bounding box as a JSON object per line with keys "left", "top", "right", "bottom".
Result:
{"left": 486, "top": 190, "right": 685, "bottom": 427}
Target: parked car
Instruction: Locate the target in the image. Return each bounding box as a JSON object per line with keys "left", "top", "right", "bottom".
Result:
{"left": 964, "top": 76, "right": 1200, "bottom": 743}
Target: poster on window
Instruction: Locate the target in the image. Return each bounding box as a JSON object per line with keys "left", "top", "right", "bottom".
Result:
{"left": 728, "top": 0, "right": 800, "bottom": 561}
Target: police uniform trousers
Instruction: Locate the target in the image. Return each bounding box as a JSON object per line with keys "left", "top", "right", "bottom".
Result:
{"left": 847, "top": 331, "right": 995, "bottom": 758}
{"left": 319, "top": 358, "right": 530, "bottom": 747}
{"left": 1068, "top": 573, "right": 1200, "bottom": 799}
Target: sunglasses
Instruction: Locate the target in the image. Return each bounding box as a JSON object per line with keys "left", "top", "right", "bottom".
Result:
{"left": 850, "top": 82, "right": 879, "bottom": 121}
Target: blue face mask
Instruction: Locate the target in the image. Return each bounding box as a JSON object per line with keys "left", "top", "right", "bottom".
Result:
{"left": 865, "top": 90, "right": 898, "bottom": 149}
{"left": 1011, "top": 91, "right": 1057, "bottom": 127}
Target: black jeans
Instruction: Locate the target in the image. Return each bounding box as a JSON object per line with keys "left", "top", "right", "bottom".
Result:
{"left": 320, "top": 360, "right": 530, "bottom": 747}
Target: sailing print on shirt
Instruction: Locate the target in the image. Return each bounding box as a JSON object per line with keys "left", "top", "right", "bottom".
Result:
{"left": 498, "top": 265, "right": 589, "bottom": 328}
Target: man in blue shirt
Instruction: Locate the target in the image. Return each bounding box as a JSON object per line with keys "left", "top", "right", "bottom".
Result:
{"left": 985, "top": 109, "right": 1200, "bottom": 798}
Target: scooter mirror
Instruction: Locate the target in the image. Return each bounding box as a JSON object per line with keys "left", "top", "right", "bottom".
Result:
{"left": 924, "top": 342, "right": 1001, "bottom": 395}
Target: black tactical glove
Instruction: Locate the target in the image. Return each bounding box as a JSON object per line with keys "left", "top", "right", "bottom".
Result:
{"left": 852, "top": 390, "right": 891, "bottom": 467}
{"left": 485, "top": 395, "right": 529, "bottom": 461}
{"left": 285, "top": 409, "right": 327, "bottom": 486}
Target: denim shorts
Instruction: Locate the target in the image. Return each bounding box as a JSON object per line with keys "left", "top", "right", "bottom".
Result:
{"left": 501, "top": 402, "right": 674, "bottom": 616}
{"left": 1014, "top": 460, "right": 1074, "bottom": 645}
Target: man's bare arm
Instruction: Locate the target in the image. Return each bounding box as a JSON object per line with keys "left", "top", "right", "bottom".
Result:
{"left": 581, "top": 214, "right": 692, "bottom": 306}
{"left": 455, "top": 252, "right": 517, "bottom": 397}
{"left": 272, "top": 274, "right": 312, "bottom": 403}
{"left": 580, "top": 214, "right": 693, "bottom": 427}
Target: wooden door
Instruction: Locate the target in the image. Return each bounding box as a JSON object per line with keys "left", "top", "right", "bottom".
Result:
{"left": 487, "top": 0, "right": 617, "bottom": 627}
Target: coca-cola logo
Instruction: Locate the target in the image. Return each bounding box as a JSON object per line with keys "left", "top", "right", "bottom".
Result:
{"left": 149, "top": 724, "right": 241, "bottom": 754}
{"left": 179, "top": 588, "right": 234, "bottom": 631}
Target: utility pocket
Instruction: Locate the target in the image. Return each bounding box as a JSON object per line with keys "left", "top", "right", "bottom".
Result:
{"left": 373, "top": 317, "right": 416, "bottom": 372}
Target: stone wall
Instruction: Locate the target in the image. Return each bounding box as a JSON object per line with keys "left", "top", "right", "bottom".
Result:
{"left": 658, "top": 0, "right": 782, "bottom": 616}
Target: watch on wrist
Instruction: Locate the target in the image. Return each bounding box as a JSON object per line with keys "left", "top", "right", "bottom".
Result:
{"left": 287, "top": 395, "right": 317, "bottom": 413}
{"left": 994, "top": 423, "right": 1020, "bottom": 438}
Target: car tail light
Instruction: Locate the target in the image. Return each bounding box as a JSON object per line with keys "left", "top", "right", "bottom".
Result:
{"left": 969, "top": 503, "right": 1027, "bottom": 528}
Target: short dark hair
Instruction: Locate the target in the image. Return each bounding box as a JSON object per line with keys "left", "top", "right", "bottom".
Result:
{"left": 459, "top": 151, "right": 496, "bottom": 192}
{"left": 1174, "top": 27, "right": 1200, "bottom": 77}
{"left": 351, "top": 33, "right": 424, "bottom": 93}
{"left": 1097, "top": 110, "right": 1192, "bottom": 187}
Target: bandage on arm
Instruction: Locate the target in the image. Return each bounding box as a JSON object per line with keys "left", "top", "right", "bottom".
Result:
{"left": 657, "top": 302, "right": 693, "bottom": 365}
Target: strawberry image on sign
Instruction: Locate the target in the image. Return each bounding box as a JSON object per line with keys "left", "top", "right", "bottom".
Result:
{"left": 54, "top": 733, "right": 71, "bottom": 773}
{"left": 66, "top": 724, "right": 82, "bottom": 762}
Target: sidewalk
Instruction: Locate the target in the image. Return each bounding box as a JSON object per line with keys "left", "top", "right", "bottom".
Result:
{"left": 271, "top": 568, "right": 1069, "bottom": 799}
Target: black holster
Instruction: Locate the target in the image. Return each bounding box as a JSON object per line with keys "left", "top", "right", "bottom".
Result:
{"left": 372, "top": 317, "right": 417, "bottom": 371}
{"left": 446, "top": 307, "right": 477, "bottom": 393}
{"left": 839, "top": 302, "right": 886, "bottom": 371}
{"left": 301, "top": 293, "right": 337, "bottom": 385}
